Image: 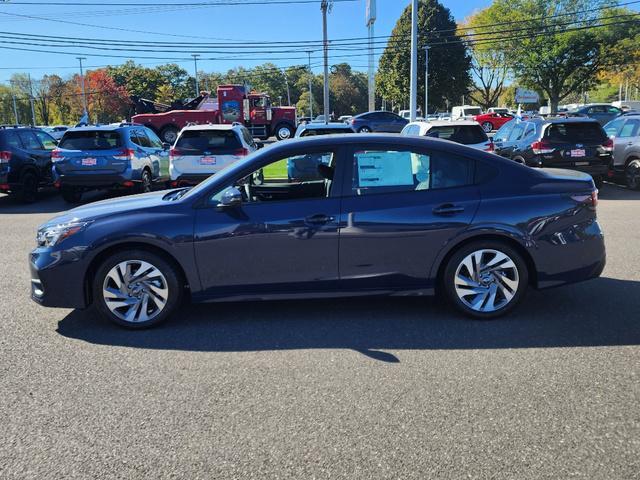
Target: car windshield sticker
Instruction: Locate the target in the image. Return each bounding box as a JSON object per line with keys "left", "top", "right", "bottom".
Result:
{"left": 355, "top": 151, "right": 414, "bottom": 187}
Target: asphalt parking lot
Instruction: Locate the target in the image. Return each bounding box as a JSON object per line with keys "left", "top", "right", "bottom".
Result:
{"left": 1, "top": 184, "right": 639, "bottom": 479}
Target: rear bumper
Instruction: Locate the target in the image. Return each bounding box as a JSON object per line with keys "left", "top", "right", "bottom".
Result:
{"left": 171, "top": 174, "right": 211, "bottom": 186}
{"left": 29, "top": 247, "right": 89, "bottom": 309}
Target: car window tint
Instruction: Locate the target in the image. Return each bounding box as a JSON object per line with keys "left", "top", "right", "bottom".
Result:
{"left": 428, "top": 125, "right": 488, "bottom": 144}
{"left": 605, "top": 118, "right": 625, "bottom": 136}
{"left": 507, "top": 123, "right": 526, "bottom": 141}
{"left": 544, "top": 123, "right": 607, "bottom": 143}
{"left": 619, "top": 119, "right": 640, "bottom": 138}
{"left": 176, "top": 129, "right": 242, "bottom": 154}
{"left": 2, "top": 130, "right": 22, "bottom": 149}
{"left": 145, "top": 128, "right": 164, "bottom": 148}
{"left": 17, "top": 131, "right": 42, "bottom": 150}
{"left": 34, "top": 130, "right": 57, "bottom": 150}
{"left": 608, "top": 106, "right": 621, "bottom": 114}
{"left": 351, "top": 149, "right": 471, "bottom": 195}
{"left": 135, "top": 130, "right": 152, "bottom": 147}
{"left": 524, "top": 123, "right": 536, "bottom": 138}
{"left": 59, "top": 131, "right": 122, "bottom": 150}
{"left": 494, "top": 122, "right": 514, "bottom": 142}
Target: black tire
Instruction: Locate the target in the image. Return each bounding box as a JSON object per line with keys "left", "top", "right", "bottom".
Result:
{"left": 358, "top": 126, "right": 372, "bottom": 133}
{"left": 137, "top": 169, "right": 152, "bottom": 194}
{"left": 92, "top": 249, "right": 183, "bottom": 329}
{"left": 593, "top": 175, "right": 604, "bottom": 189}
{"left": 274, "top": 123, "right": 294, "bottom": 141}
{"left": 513, "top": 156, "right": 526, "bottom": 165}
{"left": 19, "top": 171, "right": 38, "bottom": 203}
{"left": 625, "top": 159, "right": 640, "bottom": 190}
{"left": 160, "top": 126, "right": 179, "bottom": 144}
{"left": 61, "top": 185, "right": 82, "bottom": 203}
{"left": 481, "top": 121, "right": 494, "bottom": 133}
{"left": 442, "top": 240, "right": 529, "bottom": 319}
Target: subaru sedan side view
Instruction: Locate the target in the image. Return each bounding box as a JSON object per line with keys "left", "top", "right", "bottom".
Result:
{"left": 30, "top": 134, "right": 606, "bottom": 328}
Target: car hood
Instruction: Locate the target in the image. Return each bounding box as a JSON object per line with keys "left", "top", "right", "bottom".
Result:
{"left": 42, "top": 190, "right": 172, "bottom": 227}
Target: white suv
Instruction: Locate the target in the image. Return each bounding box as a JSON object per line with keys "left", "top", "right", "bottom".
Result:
{"left": 169, "top": 123, "right": 258, "bottom": 186}
{"left": 401, "top": 120, "right": 494, "bottom": 152}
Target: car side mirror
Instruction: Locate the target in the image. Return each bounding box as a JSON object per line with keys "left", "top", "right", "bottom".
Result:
{"left": 162, "top": 142, "right": 171, "bottom": 150}
{"left": 217, "top": 187, "right": 243, "bottom": 209}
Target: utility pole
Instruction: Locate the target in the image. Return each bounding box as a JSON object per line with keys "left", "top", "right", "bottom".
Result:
{"left": 307, "top": 51, "right": 313, "bottom": 119}
{"left": 424, "top": 46, "right": 430, "bottom": 118}
{"left": 11, "top": 91, "right": 19, "bottom": 125}
{"left": 321, "top": 0, "right": 331, "bottom": 124}
{"left": 283, "top": 69, "right": 291, "bottom": 106}
{"left": 192, "top": 54, "right": 200, "bottom": 97}
{"left": 409, "top": 0, "right": 418, "bottom": 121}
{"left": 77, "top": 57, "right": 88, "bottom": 116}
{"left": 366, "top": 0, "right": 376, "bottom": 112}
{"left": 28, "top": 73, "right": 36, "bottom": 127}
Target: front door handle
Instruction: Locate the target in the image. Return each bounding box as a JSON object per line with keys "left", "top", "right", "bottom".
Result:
{"left": 305, "top": 214, "right": 335, "bottom": 224}
{"left": 433, "top": 204, "right": 465, "bottom": 215}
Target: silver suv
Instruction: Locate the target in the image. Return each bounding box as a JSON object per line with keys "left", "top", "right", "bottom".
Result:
{"left": 604, "top": 114, "right": 640, "bottom": 189}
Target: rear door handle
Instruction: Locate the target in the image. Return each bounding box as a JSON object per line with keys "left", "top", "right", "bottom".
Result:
{"left": 305, "top": 214, "right": 335, "bottom": 224}
{"left": 433, "top": 204, "right": 465, "bottom": 215}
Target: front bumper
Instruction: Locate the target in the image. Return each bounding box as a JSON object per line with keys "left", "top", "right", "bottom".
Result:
{"left": 30, "top": 247, "right": 89, "bottom": 309}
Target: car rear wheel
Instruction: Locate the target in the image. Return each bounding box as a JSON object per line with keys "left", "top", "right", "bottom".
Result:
{"left": 481, "top": 121, "right": 493, "bottom": 133}
{"left": 138, "top": 169, "right": 152, "bottom": 194}
{"left": 19, "top": 171, "right": 38, "bottom": 203}
{"left": 93, "top": 250, "right": 183, "bottom": 328}
{"left": 625, "top": 159, "right": 640, "bottom": 190}
{"left": 160, "top": 126, "right": 178, "bottom": 144}
{"left": 358, "top": 126, "right": 371, "bottom": 133}
{"left": 443, "top": 241, "right": 528, "bottom": 319}
{"left": 61, "top": 186, "right": 82, "bottom": 203}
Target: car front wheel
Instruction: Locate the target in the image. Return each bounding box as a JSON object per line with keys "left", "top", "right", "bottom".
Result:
{"left": 481, "top": 121, "right": 493, "bottom": 133}
{"left": 443, "top": 241, "right": 528, "bottom": 319}
{"left": 93, "top": 250, "right": 183, "bottom": 328}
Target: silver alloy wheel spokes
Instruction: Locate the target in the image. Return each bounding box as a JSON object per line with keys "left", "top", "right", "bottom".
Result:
{"left": 102, "top": 260, "right": 169, "bottom": 323}
{"left": 278, "top": 126, "right": 291, "bottom": 139}
{"left": 454, "top": 249, "right": 519, "bottom": 313}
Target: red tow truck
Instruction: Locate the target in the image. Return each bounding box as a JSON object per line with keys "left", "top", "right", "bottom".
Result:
{"left": 132, "top": 84, "right": 297, "bottom": 143}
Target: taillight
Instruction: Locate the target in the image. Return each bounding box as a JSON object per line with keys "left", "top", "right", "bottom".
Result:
{"left": 51, "top": 149, "right": 62, "bottom": 162}
{"left": 113, "top": 148, "right": 135, "bottom": 162}
{"left": 571, "top": 190, "right": 598, "bottom": 208}
{"left": 350, "top": 118, "right": 356, "bottom": 125}
{"left": 169, "top": 148, "right": 183, "bottom": 159}
{"left": 601, "top": 137, "right": 613, "bottom": 152}
{"left": 234, "top": 148, "right": 249, "bottom": 156}
{"left": 484, "top": 140, "right": 494, "bottom": 152}
{"left": 0, "top": 151, "right": 11, "bottom": 164}
{"left": 531, "top": 140, "right": 554, "bottom": 155}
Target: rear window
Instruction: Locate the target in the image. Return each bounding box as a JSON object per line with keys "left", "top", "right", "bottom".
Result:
{"left": 300, "top": 127, "right": 353, "bottom": 136}
{"left": 59, "top": 131, "right": 122, "bottom": 150}
{"left": 427, "top": 125, "right": 488, "bottom": 145}
{"left": 464, "top": 108, "right": 482, "bottom": 116}
{"left": 544, "top": 122, "right": 606, "bottom": 144}
{"left": 176, "top": 130, "right": 241, "bottom": 153}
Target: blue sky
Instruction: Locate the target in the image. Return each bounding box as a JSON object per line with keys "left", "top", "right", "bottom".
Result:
{"left": 0, "top": 0, "right": 491, "bottom": 82}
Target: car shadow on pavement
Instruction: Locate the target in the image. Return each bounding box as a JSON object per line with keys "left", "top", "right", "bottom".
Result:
{"left": 56, "top": 276, "right": 640, "bottom": 362}
{"left": 0, "top": 189, "right": 111, "bottom": 214}
{"left": 599, "top": 182, "right": 640, "bottom": 200}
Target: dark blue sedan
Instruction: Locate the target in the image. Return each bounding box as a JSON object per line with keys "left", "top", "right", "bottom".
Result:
{"left": 30, "top": 134, "right": 606, "bottom": 328}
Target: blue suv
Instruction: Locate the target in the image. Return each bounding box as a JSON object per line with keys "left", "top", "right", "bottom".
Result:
{"left": 52, "top": 124, "right": 170, "bottom": 203}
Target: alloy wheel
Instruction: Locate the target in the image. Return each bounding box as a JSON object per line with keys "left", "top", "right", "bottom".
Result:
{"left": 102, "top": 260, "right": 169, "bottom": 324}
{"left": 453, "top": 249, "right": 520, "bottom": 313}
{"left": 277, "top": 126, "right": 291, "bottom": 140}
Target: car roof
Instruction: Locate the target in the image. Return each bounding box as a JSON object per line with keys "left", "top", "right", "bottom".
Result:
{"left": 407, "top": 120, "right": 480, "bottom": 127}
{"left": 181, "top": 123, "right": 240, "bottom": 131}
{"left": 354, "top": 110, "right": 397, "bottom": 118}
{"left": 524, "top": 117, "right": 601, "bottom": 125}
{"left": 298, "top": 122, "right": 352, "bottom": 130}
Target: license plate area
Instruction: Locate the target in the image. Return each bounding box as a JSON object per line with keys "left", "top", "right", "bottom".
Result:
{"left": 199, "top": 156, "right": 216, "bottom": 165}
{"left": 81, "top": 157, "right": 97, "bottom": 166}
{"left": 570, "top": 149, "right": 586, "bottom": 157}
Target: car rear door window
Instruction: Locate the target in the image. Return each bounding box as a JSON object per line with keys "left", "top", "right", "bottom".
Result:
{"left": 2, "top": 130, "right": 22, "bottom": 149}
{"left": 132, "top": 129, "right": 152, "bottom": 148}
{"left": 34, "top": 130, "right": 57, "bottom": 150}
{"left": 618, "top": 119, "right": 640, "bottom": 138}
{"left": 145, "top": 128, "right": 164, "bottom": 148}
{"left": 17, "top": 131, "right": 42, "bottom": 150}
{"left": 59, "top": 131, "right": 122, "bottom": 150}
{"left": 351, "top": 149, "right": 472, "bottom": 195}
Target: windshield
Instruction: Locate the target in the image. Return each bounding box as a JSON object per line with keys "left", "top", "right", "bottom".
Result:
{"left": 59, "top": 131, "right": 122, "bottom": 150}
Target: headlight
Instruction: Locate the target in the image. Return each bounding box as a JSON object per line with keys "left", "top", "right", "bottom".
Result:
{"left": 36, "top": 221, "right": 92, "bottom": 247}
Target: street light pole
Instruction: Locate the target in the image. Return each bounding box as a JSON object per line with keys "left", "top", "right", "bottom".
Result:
{"left": 366, "top": 0, "right": 376, "bottom": 112}
{"left": 11, "top": 90, "right": 19, "bottom": 125}
{"left": 76, "top": 57, "right": 88, "bottom": 116}
{"left": 192, "top": 54, "right": 200, "bottom": 97}
{"left": 321, "top": 0, "right": 331, "bottom": 124}
{"left": 424, "top": 46, "right": 430, "bottom": 118}
{"left": 409, "top": 0, "right": 418, "bottom": 122}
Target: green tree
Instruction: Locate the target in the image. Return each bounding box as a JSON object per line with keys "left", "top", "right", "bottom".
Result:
{"left": 376, "top": 0, "right": 471, "bottom": 113}
{"left": 470, "top": 1, "right": 640, "bottom": 113}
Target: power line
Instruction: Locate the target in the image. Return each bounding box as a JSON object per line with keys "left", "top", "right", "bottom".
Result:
{"left": 0, "top": 0, "right": 359, "bottom": 5}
